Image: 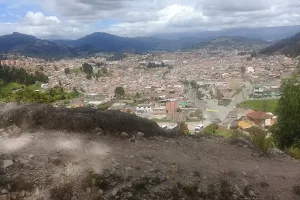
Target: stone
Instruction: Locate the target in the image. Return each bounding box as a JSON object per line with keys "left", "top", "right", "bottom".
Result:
{"left": 202, "top": 176, "right": 208, "bottom": 180}
{"left": 86, "top": 188, "right": 91, "bottom": 194}
{"left": 19, "top": 190, "right": 25, "bottom": 197}
{"left": 269, "top": 148, "right": 285, "bottom": 157}
{"left": 28, "top": 154, "right": 35, "bottom": 159}
{"left": 242, "top": 178, "right": 250, "bottom": 187}
{"left": 120, "top": 132, "right": 129, "bottom": 138}
{"left": 1, "top": 190, "right": 8, "bottom": 194}
{"left": 235, "top": 185, "right": 243, "bottom": 196}
{"left": 136, "top": 132, "right": 145, "bottom": 138}
{"left": 249, "top": 190, "right": 255, "bottom": 197}
{"left": 71, "top": 196, "right": 78, "bottom": 200}
{"left": 6, "top": 124, "right": 22, "bottom": 137}
{"left": 0, "top": 194, "right": 10, "bottom": 200}
{"left": 242, "top": 171, "right": 247, "bottom": 177}
{"left": 11, "top": 194, "right": 17, "bottom": 199}
{"left": 3, "top": 160, "right": 13, "bottom": 169}
{"left": 129, "top": 155, "right": 135, "bottom": 159}
{"left": 111, "top": 188, "right": 118, "bottom": 197}
{"left": 98, "top": 189, "right": 104, "bottom": 196}
{"left": 33, "top": 186, "right": 40, "bottom": 196}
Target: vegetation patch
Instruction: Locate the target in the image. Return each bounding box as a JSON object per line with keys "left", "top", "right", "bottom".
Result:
{"left": 238, "top": 99, "right": 278, "bottom": 113}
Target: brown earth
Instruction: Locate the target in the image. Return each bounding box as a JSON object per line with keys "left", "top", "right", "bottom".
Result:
{"left": 1, "top": 128, "right": 300, "bottom": 200}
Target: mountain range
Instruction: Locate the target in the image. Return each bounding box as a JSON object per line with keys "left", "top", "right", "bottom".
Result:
{"left": 1, "top": 25, "right": 300, "bottom": 59}
{"left": 260, "top": 32, "right": 300, "bottom": 58}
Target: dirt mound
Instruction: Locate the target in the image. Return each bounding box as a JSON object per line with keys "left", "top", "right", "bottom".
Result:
{"left": 1, "top": 131, "right": 299, "bottom": 200}
{"left": 0, "top": 103, "right": 173, "bottom": 137}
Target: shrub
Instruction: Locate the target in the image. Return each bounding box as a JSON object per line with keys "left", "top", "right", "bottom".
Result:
{"left": 287, "top": 146, "right": 300, "bottom": 160}
{"left": 248, "top": 127, "right": 273, "bottom": 155}
{"left": 178, "top": 121, "right": 190, "bottom": 135}
{"left": 202, "top": 123, "right": 218, "bottom": 135}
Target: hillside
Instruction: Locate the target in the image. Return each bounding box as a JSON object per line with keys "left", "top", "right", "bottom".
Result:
{"left": 0, "top": 103, "right": 299, "bottom": 200}
{"left": 260, "top": 32, "right": 300, "bottom": 57}
{"left": 0, "top": 32, "right": 96, "bottom": 59}
{"left": 187, "top": 36, "right": 269, "bottom": 51}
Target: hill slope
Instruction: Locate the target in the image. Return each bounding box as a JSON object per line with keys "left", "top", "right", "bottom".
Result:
{"left": 260, "top": 32, "right": 300, "bottom": 57}
{"left": 0, "top": 32, "right": 92, "bottom": 59}
{"left": 188, "top": 36, "right": 269, "bottom": 51}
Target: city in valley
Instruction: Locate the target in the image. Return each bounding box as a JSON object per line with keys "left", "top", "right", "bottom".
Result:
{"left": 1, "top": 49, "right": 297, "bottom": 132}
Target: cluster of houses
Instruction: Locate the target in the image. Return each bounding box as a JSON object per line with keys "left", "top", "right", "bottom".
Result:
{"left": 222, "top": 108, "right": 276, "bottom": 130}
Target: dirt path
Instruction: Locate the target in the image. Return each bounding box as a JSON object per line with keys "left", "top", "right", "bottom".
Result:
{"left": 1, "top": 131, "right": 300, "bottom": 200}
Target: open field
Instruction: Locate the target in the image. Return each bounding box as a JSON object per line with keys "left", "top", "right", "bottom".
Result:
{"left": 238, "top": 99, "right": 279, "bottom": 113}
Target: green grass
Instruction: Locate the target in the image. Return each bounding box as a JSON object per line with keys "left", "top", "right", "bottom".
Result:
{"left": 238, "top": 99, "right": 278, "bottom": 113}
{"left": 216, "top": 129, "right": 233, "bottom": 138}
{"left": 1, "top": 82, "right": 23, "bottom": 93}
{"left": 287, "top": 147, "right": 300, "bottom": 160}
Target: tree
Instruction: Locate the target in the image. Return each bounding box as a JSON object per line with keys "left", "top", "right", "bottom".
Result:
{"left": 190, "top": 80, "right": 197, "bottom": 89}
{"left": 273, "top": 75, "right": 300, "bottom": 149}
{"left": 115, "top": 87, "right": 125, "bottom": 98}
{"left": 196, "top": 91, "right": 205, "bottom": 100}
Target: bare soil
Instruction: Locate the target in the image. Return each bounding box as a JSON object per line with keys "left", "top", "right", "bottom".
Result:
{"left": 1, "top": 130, "right": 300, "bottom": 200}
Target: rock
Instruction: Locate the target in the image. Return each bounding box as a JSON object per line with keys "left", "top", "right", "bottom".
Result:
{"left": 19, "top": 190, "right": 25, "bottom": 197}
{"left": 11, "top": 194, "right": 17, "bottom": 199}
{"left": 98, "top": 189, "right": 104, "bottom": 196}
{"left": 136, "top": 132, "right": 145, "bottom": 138}
{"left": 232, "top": 194, "right": 238, "bottom": 200}
{"left": 242, "top": 178, "right": 250, "bottom": 187}
{"left": 28, "top": 154, "right": 35, "bottom": 159}
{"left": 1, "top": 190, "right": 8, "bottom": 194}
{"left": 0, "top": 194, "right": 10, "bottom": 200}
{"left": 129, "top": 155, "right": 135, "bottom": 159}
{"left": 2, "top": 160, "right": 13, "bottom": 169}
{"left": 71, "top": 196, "right": 78, "bottom": 200}
{"left": 120, "top": 132, "right": 129, "bottom": 138}
{"left": 202, "top": 176, "right": 208, "bottom": 180}
{"left": 6, "top": 124, "right": 22, "bottom": 137}
{"left": 111, "top": 188, "right": 118, "bottom": 197}
{"left": 235, "top": 185, "right": 243, "bottom": 196}
{"left": 269, "top": 148, "right": 285, "bottom": 157}
{"left": 33, "top": 186, "right": 40, "bottom": 196}
{"left": 242, "top": 171, "right": 247, "bottom": 177}
{"left": 249, "top": 190, "right": 255, "bottom": 197}
{"left": 129, "top": 136, "right": 136, "bottom": 143}
{"left": 86, "top": 188, "right": 91, "bottom": 194}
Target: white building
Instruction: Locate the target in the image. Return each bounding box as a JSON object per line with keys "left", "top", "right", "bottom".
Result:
{"left": 136, "top": 104, "right": 153, "bottom": 114}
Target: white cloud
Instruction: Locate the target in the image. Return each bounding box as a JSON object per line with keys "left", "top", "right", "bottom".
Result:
{"left": 1, "top": 0, "right": 300, "bottom": 38}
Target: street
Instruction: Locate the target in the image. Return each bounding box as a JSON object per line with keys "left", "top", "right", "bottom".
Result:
{"left": 184, "top": 83, "right": 251, "bottom": 123}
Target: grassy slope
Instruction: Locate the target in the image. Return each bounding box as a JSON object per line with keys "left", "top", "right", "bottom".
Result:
{"left": 238, "top": 99, "right": 278, "bottom": 113}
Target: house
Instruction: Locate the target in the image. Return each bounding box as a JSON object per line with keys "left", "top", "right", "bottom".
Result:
{"left": 136, "top": 104, "right": 153, "bottom": 114}
{"left": 238, "top": 121, "right": 253, "bottom": 130}
{"left": 247, "top": 111, "right": 274, "bottom": 127}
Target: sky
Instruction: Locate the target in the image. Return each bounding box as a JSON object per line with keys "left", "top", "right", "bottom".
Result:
{"left": 0, "top": 0, "right": 300, "bottom": 39}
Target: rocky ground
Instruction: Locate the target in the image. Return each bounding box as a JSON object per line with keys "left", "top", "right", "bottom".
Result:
{"left": 1, "top": 125, "right": 300, "bottom": 200}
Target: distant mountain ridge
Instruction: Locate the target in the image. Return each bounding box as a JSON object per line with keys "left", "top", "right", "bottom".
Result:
{"left": 1, "top": 26, "right": 300, "bottom": 59}
{"left": 260, "top": 32, "right": 300, "bottom": 57}
{"left": 187, "top": 36, "right": 269, "bottom": 51}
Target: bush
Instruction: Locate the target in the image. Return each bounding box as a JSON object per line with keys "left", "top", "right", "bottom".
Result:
{"left": 247, "top": 127, "right": 273, "bottom": 155}
{"left": 287, "top": 146, "right": 300, "bottom": 159}
{"left": 202, "top": 123, "right": 218, "bottom": 135}
{"left": 178, "top": 121, "right": 190, "bottom": 135}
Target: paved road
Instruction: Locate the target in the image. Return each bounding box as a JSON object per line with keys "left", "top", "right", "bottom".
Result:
{"left": 184, "top": 83, "right": 251, "bottom": 122}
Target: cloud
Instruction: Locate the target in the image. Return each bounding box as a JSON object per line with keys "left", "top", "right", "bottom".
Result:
{"left": 0, "top": 0, "right": 300, "bottom": 38}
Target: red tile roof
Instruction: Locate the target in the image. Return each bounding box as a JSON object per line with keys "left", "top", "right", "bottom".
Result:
{"left": 247, "top": 111, "right": 273, "bottom": 120}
